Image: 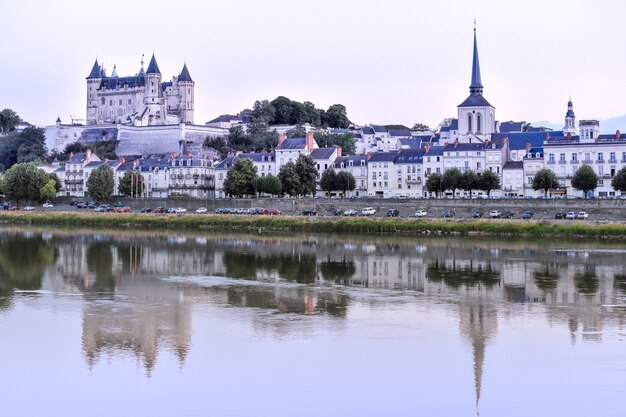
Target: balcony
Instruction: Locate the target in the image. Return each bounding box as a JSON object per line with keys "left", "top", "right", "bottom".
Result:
{"left": 559, "top": 160, "right": 567, "bottom": 164}
{"left": 609, "top": 159, "right": 617, "bottom": 163}
{"left": 547, "top": 160, "right": 556, "bottom": 164}
{"left": 597, "top": 159, "right": 604, "bottom": 163}
{"left": 582, "top": 159, "right": 592, "bottom": 164}
{"left": 406, "top": 178, "right": 422, "bottom": 184}
{"left": 64, "top": 179, "right": 83, "bottom": 184}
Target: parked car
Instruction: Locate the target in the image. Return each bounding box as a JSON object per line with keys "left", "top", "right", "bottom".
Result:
{"left": 140, "top": 207, "right": 152, "bottom": 213}
{"left": 521, "top": 211, "right": 534, "bottom": 219}
{"left": 414, "top": 209, "right": 427, "bottom": 217}
{"left": 166, "top": 207, "right": 178, "bottom": 213}
{"left": 87, "top": 201, "right": 98, "bottom": 209}
{"left": 577, "top": 211, "right": 589, "bottom": 219}
{"left": 95, "top": 204, "right": 112, "bottom": 212}
{"left": 343, "top": 209, "right": 358, "bottom": 216}
{"left": 261, "top": 208, "right": 281, "bottom": 215}
{"left": 555, "top": 211, "right": 566, "bottom": 219}
{"left": 176, "top": 207, "right": 187, "bottom": 213}
{"left": 1, "top": 203, "right": 10, "bottom": 210}
{"left": 501, "top": 211, "right": 515, "bottom": 219}
{"left": 114, "top": 206, "right": 131, "bottom": 213}
{"left": 442, "top": 209, "right": 455, "bottom": 218}
{"left": 42, "top": 202, "right": 54, "bottom": 208}
{"left": 75, "top": 202, "right": 87, "bottom": 209}
{"left": 361, "top": 207, "right": 376, "bottom": 216}
{"left": 23, "top": 206, "right": 35, "bottom": 211}
{"left": 153, "top": 207, "right": 166, "bottom": 213}
{"left": 8, "top": 206, "right": 19, "bottom": 211}
{"left": 196, "top": 207, "right": 208, "bottom": 214}
{"left": 565, "top": 211, "right": 577, "bottom": 219}
{"left": 472, "top": 209, "right": 484, "bottom": 218}
{"left": 489, "top": 210, "right": 502, "bottom": 218}
{"left": 330, "top": 208, "right": 343, "bottom": 216}
{"left": 386, "top": 208, "right": 400, "bottom": 217}
{"left": 301, "top": 208, "right": 317, "bottom": 216}
{"left": 114, "top": 201, "right": 124, "bottom": 207}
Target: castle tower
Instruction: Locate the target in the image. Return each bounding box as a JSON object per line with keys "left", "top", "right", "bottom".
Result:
{"left": 563, "top": 98, "right": 577, "bottom": 135}
{"left": 457, "top": 26, "right": 496, "bottom": 142}
{"left": 178, "top": 63, "right": 194, "bottom": 124}
{"left": 86, "top": 59, "right": 102, "bottom": 125}
{"left": 143, "top": 54, "right": 166, "bottom": 125}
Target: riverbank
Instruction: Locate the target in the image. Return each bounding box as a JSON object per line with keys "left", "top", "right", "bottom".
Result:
{"left": 1, "top": 211, "right": 625, "bottom": 239}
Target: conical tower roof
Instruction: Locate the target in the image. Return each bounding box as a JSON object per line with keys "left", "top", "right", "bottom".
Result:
{"left": 146, "top": 54, "right": 161, "bottom": 74}
{"left": 469, "top": 28, "right": 483, "bottom": 94}
{"left": 179, "top": 63, "right": 193, "bottom": 82}
{"left": 87, "top": 59, "right": 101, "bottom": 79}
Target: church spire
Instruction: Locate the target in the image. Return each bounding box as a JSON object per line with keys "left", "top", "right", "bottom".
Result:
{"left": 146, "top": 53, "right": 161, "bottom": 75}
{"left": 469, "top": 26, "right": 483, "bottom": 95}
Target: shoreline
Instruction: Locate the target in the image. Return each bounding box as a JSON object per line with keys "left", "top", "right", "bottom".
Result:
{"left": 0, "top": 211, "right": 625, "bottom": 239}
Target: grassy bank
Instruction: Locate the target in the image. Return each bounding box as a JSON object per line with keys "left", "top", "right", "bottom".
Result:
{"left": 0, "top": 211, "right": 625, "bottom": 239}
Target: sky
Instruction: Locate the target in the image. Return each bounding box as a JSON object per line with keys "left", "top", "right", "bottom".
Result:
{"left": 2, "top": 0, "right": 626, "bottom": 131}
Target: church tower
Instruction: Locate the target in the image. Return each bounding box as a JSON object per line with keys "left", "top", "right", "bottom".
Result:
{"left": 178, "top": 63, "right": 194, "bottom": 124}
{"left": 143, "top": 54, "right": 166, "bottom": 125}
{"left": 563, "top": 98, "right": 577, "bottom": 135}
{"left": 86, "top": 59, "right": 102, "bottom": 125}
{"left": 457, "top": 27, "right": 496, "bottom": 142}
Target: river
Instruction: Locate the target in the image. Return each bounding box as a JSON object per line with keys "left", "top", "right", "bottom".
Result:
{"left": 0, "top": 227, "right": 624, "bottom": 416}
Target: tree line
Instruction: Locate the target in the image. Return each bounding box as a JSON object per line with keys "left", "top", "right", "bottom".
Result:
{"left": 424, "top": 168, "right": 501, "bottom": 198}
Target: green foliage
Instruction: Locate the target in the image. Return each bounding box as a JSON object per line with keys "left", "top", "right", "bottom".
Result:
{"left": 320, "top": 168, "right": 336, "bottom": 193}
{"left": 40, "top": 179, "right": 57, "bottom": 202}
{"left": 611, "top": 167, "right": 626, "bottom": 192}
{"left": 313, "top": 132, "right": 356, "bottom": 155}
{"left": 249, "top": 97, "right": 349, "bottom": 128}
{"left": 571, "top": 164, "right": 598, "bottom": 197}
{"left": 0, "top": 108, "right": 21, "bottom": 134}
{"left": 442, "top": 168, "right": 462, "bottom": 197}
{"left": 0, "top": 127, "right": 47, "bottom": 170}
{"left": 477, "top": 170, "right": 500, "bottom": 196}
{"left": 335, "top": 171, "right": 356, "bottom": 195}
{"left": 2, "top": 162, "right": 50, "bottom": 203}
{"left": 257, "top": 174, "right": 282, "bottom": 196}
{"left": 294, "top": 154, "right": 318, "bottom": 196}
{"left": 47, "top": 172, "right": 61, "bottom": 192}
{"left": 223, "top": 159, "right": 258, "bottom": 197}
{"left": 323, "top": 104, "right": 350, "bottom": 128}
{"left": 204, "top": 136, "right": 230, "bottom": 155}
{"left": 286, "top": 127, "right": 307, "bottom": 138}
{"left": 459, "top": 170, "right": 478, "bottom": 195}
{"left": 118, "top": 171, "right": 144, "bottom": 197}
{"left": 86, "top": 164, "right": 114, "bottom": 202}
{"left": 278, "top": 162, "right": 300, "bottom": 197}
{"left": 49, "top": 140, "right": 118, "bottom": 163}
{"left": 412, "top": 123, "right": 431, "bottom": 131}
{"left": 384, "top": 124, "right": 410, "bottom": 130}
{"left": 532, "top": 168, "right": 559, "bottom": 195}
{"left": 425, "top": 173, "right": 443, "bottom": 197}
{"left": 225, "top": 125, "right": 278, "bottom": 153}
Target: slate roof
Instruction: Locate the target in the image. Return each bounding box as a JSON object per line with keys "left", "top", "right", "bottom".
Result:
{"left": 458, "top": 94, "right": 493, "bottom": 108}
{"left": 491, "top": 131, "right": 561, "bottom": 150}
{"left": 398, "top": 138, "right": 422, "bottom": 150}
{"left": 87, "top": 60, "right": 100, "bottom": 79}
{"left": 443, "top": 143, "right": 485, "bottom": 152}
{"left": 345, "top": 155, "right": 367, "bottom": 165}
{"left": 237, "top": 152, "right": 275, "bottom": 162}
{"left": 353, "top": 133, "right": 363, "bottom": 139}
{"left": 596, "top": 134, "right": 626, "bottom": 142}
{"left": 503, "top": 161, "right": 524, "bottom": 170}
{"left": 100, "top": 75, "right": 146, "bottom": 90}
{"left": 309, "top": 148, "right": 336, "bottom": 160}
{"left": 424, "top": 146, "right": 445, "bottom": 156}
{"left": 449, "top": 119, "right": 458, "bottom": 130}
{"left": 524, "top": 147, "right": 544, "bottom": 159}
{"left": 333, "top": 156, "right": 348, "bottom": 168}
{"left": 395, "top": 149, "right": 425, "bottom": 164}
{"left": 179, "top": 63, "right": 193, "bottom": 82}
{"left": 276, "top": 138, "right": 307, "bottom": 150}
{"left": 215, "top": 156, "right": 235, "bottom": 170}
{"left": 361, "top": 127, "right": 375, "bottom": 135}
{"left": 372, "top": 125, "right": 387, "bottom": 133}
{"left": 499, "top": 121, "right": 524, "bottom": 133}
{"left": 328, "top": 129, "right": 347, "bottom": 135}
{"left": 146, "top": 54, "right": 161, "bottom": 74}
{"left": 84, "top": 161, "right": 103, "bottom": 168}
{"left": 368, "top": 151, "right": 399, "bottom": 162}
{"left": 389, "top": 130, "right": 412, "bottom": 137}
{"left": 68, "top": 153, "right": 88, "bottom": 163}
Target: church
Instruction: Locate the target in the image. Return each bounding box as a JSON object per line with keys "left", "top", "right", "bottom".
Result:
{"left": 86, "top": 54, "right": 194, "bottom": 126}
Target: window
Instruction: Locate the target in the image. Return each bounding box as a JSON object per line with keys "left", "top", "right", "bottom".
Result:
{"left": 599, "top": 179, "right": 604, "bottom": 186}
{"left": 598, "top": 152, "right": 604, "bottom": 162}
{"left": 109, "top": 100, "right": 113, "bottom": 106}
{"left": 101, "top": 98, "right": 105, "bottom": 105}
{"left": 572, "top": 153, "right": 578, "bottom": 162}
{"left": 477, "top": 114, "right": 482, "bottom": 132}
{"left": 623, "top": 152, "right": 626, "bottom": 162}
{"left": 585, "top": 153, "right": 590, "bottom": 161}
{"left": 119, "top": 99, "right": 122, "bottom": 106}
{"left": 610, "top": 152, "right": 616, "bottom": 161}
{"left": 467, "top": 114, "right": 472, "bottom": 133}
{"left": 559, "top": 153, "right": 565, "bottom": 162}
{"left": 599, "top": 165, "right": 604, "bottom": 176}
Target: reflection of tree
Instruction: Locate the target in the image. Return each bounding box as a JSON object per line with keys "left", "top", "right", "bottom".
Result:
{"left": 614, "top": 274, "right": 626, "bottom": 294}
{"left": 426, "top": 259, "right": 501, "bottom": 289}
{"left": 117, "top": 243, "right": 143, "bottom": 274}
{"left": 319, "top": 258, "right": 356, "bottom": 284}
{"left": 85, "top": 242, "right": 115, "bottom": 291}
{"left": 0, "top": 235, "right": 57, "bottom": 295}
{"left": 574, "top": 269, "right": 599, "bottom": 295}
{"left": 223, "top": 252, "right": 317, "bottom": 283}
{"left": 533, "top": 267, "right": 560, "bottom": 293}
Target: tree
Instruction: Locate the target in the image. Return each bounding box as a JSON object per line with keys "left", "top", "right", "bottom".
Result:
{"left": 323, "top": 104, "right": 350, "bottom": 128}
{"left": 86, "top": 164, "right": 114, "bottom": 202}
{"left": 286, "top": 127, "right": 307, "bottom": 138}
{"left": 1, "top": 162, "right": 49, "bottom": 203}
{"left": 302, "top": 101, "right": 321, "bottom": 126}
{"left": 313, "top": 132, "right": 356, "bottom": 155}
{"left": 0, "top": 109, "right": 21, "bottom": 134}
{"left": 425, "top": 173, "right": 443, "bottom": 198}
{"left": 252, "top": 100, "right": 275, "bottom": 125}
{"left": 294, "top": 154, "right": 318, "bottom": 196}
{"left": 459, "top": 170, "right": 478, "bottom": 197}
{"left": 257, "top": 174, "right": 282, "bottom": 196}
{"left": 571, "top": 165, "right": 598, "bottom": 198}
{"left": 437, "top": 118, "right": 454, "bottom": 131}
{"left": 271, "top": 96, "right": 293, "bottom": 125}
{"left": 532, "top": 168, "right": 559, "bottom": 196}
{"left": 612, "top": 167, "right": 626, "bottom": 193}
{"left": 335, "top": 171, "right": 356, "bottom": 196}
{"left": 40, "top": 179, "right": 57, "bottom": 202}
{"left": 320, "top": 168, "right": 337, "bottom": 194}
{"left": 278, "top": 162, "right": 301, "bottom": 197}
{"left": 442, "top": 168, "right": 462, "bottom": 198}
{"left": 16, "top": 127, "right": 47, "bottom": 163}
{"left": 118, "top": 171, "right": 144, "bottom": 197}
{"left": 204, "top": 136, "right": 230, "bottom": 155}
{"left": 223, "top": 159, "right": 258, "bottom": 197}
{"left": 47, "top": 172, "right": 62, "bottom": 193}
{"left": 227, "top": 125, "right": 251, "bottom": 150}
{"left": 250, "top": 131, "right": 278, "bottom": 153}
{"left": 477, "top": 170, "right": 501, "bottom": 197}
{"left": 412, "top": 123, "right": 431, "bottom": 131}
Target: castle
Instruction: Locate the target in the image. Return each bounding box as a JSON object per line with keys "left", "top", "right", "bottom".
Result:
{"left": 86, "top": 54, "right": 194, "bottom": 126}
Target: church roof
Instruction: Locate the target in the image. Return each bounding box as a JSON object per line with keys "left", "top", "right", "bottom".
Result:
{"left": 179, "top": 63, "right": 193, "bottom": 82}
{"left": 87, "top": 59, "right": 101, "bottom": 79}
{"left": 458, "top": 94, "right": 493, "bottom": 108}
{"left": 146, "top": 54, "right": 161, "bottom": 74}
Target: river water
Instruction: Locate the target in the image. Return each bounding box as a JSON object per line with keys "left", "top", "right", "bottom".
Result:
{"left": 0, "top": 227, "right": 624, "bottom": 417}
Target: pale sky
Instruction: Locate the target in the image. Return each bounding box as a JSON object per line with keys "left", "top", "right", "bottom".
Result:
{"left": 2, "top": 0, "right": 626, "bottom": 130}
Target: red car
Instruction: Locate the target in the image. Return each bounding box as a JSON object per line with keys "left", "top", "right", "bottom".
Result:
{"left": 261, "top": 208, "right": 281, "bottom": 215}
{"left": 114, "top": 206, "right": 131, "bottom": 213}
{"left": 153, "top": 207, "right": 166, "bottom": 213}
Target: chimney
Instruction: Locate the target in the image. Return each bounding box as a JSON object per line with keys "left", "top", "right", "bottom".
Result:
{"left": 616, "top": 130, "right": 621, "bottom": 139}
{"left": 425, "top": 143, "right": 431, "bottom": 153}
{"left": 443, "top": 141, "right": 449, "bottom": 147}
{"left": 70, "top": 152, "right": 74, "bottom": 159}
{"left": 545, "top": 132, "right": 550, "bottom": 141}
{"left": 86, "top": 149, "right": 92, "bottom": 163}
{"left": 567, "top": 132, "right": 572, "bottom": 140}
{"left": 118, "top": 157, "right": 125, "bottom": 165}
{"left": 525, "top": 140, "right": 531, "bottom": 152}
{"left": 454, "top": 139, "right": 459, "bottom": 148}
{"left": 172, "top": 152, "right": 177, "bottom": 159}
{"left": 278, "top": 132, "right": 286, "bottom": 146}
{"left": 134, "top": 159, "right": 140, "bottom": 167}
{"left": 367, "top": 152, "right": 373, "bottom": 160}
{"left": 188, "top": 152, "right": 192, "bottom": 158}
{"left": 306, "top": 132, "right": 315, "bottom": 151}
{"left": 336, "top": 147, "right": 342, "bottom": 157}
